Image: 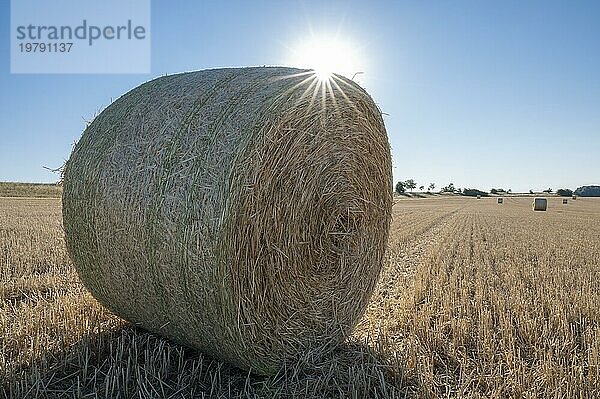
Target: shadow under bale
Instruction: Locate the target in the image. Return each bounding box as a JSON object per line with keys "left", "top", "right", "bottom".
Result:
{"left": 2, "top": 325, "right": 416, "bottom": 399}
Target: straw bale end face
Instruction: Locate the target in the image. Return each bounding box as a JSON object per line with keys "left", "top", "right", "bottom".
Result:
{"left": 62, "top": 67, "right": 392, "bottom": 375}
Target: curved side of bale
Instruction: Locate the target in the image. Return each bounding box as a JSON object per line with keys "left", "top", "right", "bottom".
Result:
{"left": 533, "top": 197, "right": 548, "bottom": 211}
{"left": 62, "top": 67, "right": 392, "bottom": 375}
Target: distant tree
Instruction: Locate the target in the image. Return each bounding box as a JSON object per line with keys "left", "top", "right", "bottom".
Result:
{"left": 419, "top": 185, "right": 425, "bottom": 192}
{"left": 508, "top": 189, "right": 512, "bottom": 194}
{"left": 543, "top": 188, "right": 553, "bottom": 193}
{"left": 404, "top": 179, "right": 417, "bottom": 192}
{"left": 529, "top": 189, "right": 534, "bottom": 194}
{"left": 463, "top": 188, "right": 488, "bottom": 197}
{"left": 574, "top": 185, "right": 600, "bottom": 197}
{"left": 556, "top": 188, "right": 573, "bottom": 197}
{"left": 395, "top": 181, "right": 406, "bottom": 194}
{"left": 428, "top": 183, "right": 435, "bottom": 192}
{"left": 441, "top": 183, "right": 456, "bottom": 193}
{"left": 490, "top": 188, "right": 498, "bottom": 195}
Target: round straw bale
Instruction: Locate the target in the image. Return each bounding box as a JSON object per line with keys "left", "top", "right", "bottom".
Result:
{"left": 497, "top": 197, "right": 503, "bottom": 204}
{"left": 533, "top": 197, "right": 548, "bottom": 211}
{"left": 62, "top": 67, "right": 392, "bottom": 375}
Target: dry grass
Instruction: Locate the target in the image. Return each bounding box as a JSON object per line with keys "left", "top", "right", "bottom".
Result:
{"left": 2, "top": 195, "right": 600, "bottom": 397}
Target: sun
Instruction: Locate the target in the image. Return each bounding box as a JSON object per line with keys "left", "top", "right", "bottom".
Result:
{"left": 287, "top": 34, "right": 364, "bottom": 81}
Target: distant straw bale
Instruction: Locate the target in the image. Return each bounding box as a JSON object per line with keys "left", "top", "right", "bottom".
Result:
{"left": 533, "top": 197, "right": 548, "bottom": 211}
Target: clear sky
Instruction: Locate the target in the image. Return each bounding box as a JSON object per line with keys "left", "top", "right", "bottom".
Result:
{"left": 1, "top": 1, "right": 599, "bottom": 192}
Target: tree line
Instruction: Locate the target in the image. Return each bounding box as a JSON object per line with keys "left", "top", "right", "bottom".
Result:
{"left": 395, "top": 180, "right": 577, "bottom": 197}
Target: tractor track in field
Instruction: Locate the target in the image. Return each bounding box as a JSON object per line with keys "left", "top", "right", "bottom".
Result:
{"left": 372, "top": 204, "right": 465, "bottom": 305}
{"left": 356, "top": 203, "right": 466, "bottom": 344}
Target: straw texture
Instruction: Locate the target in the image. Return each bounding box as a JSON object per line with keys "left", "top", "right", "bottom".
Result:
{"left": 62, "top": 67, "right": 392, "bottom": 375}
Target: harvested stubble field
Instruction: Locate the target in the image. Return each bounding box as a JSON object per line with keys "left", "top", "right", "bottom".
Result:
{"left": 1, "top": 195, "right": 599, "bottom": 398}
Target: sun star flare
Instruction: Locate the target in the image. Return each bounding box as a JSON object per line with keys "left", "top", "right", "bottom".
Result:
{"left": 288, "top": 34, "right": 364, "bottom": 81}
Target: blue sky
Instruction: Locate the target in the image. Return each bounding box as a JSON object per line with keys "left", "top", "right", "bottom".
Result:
{"left": 1, "top": 1, "right": 598, "bottom": 192}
